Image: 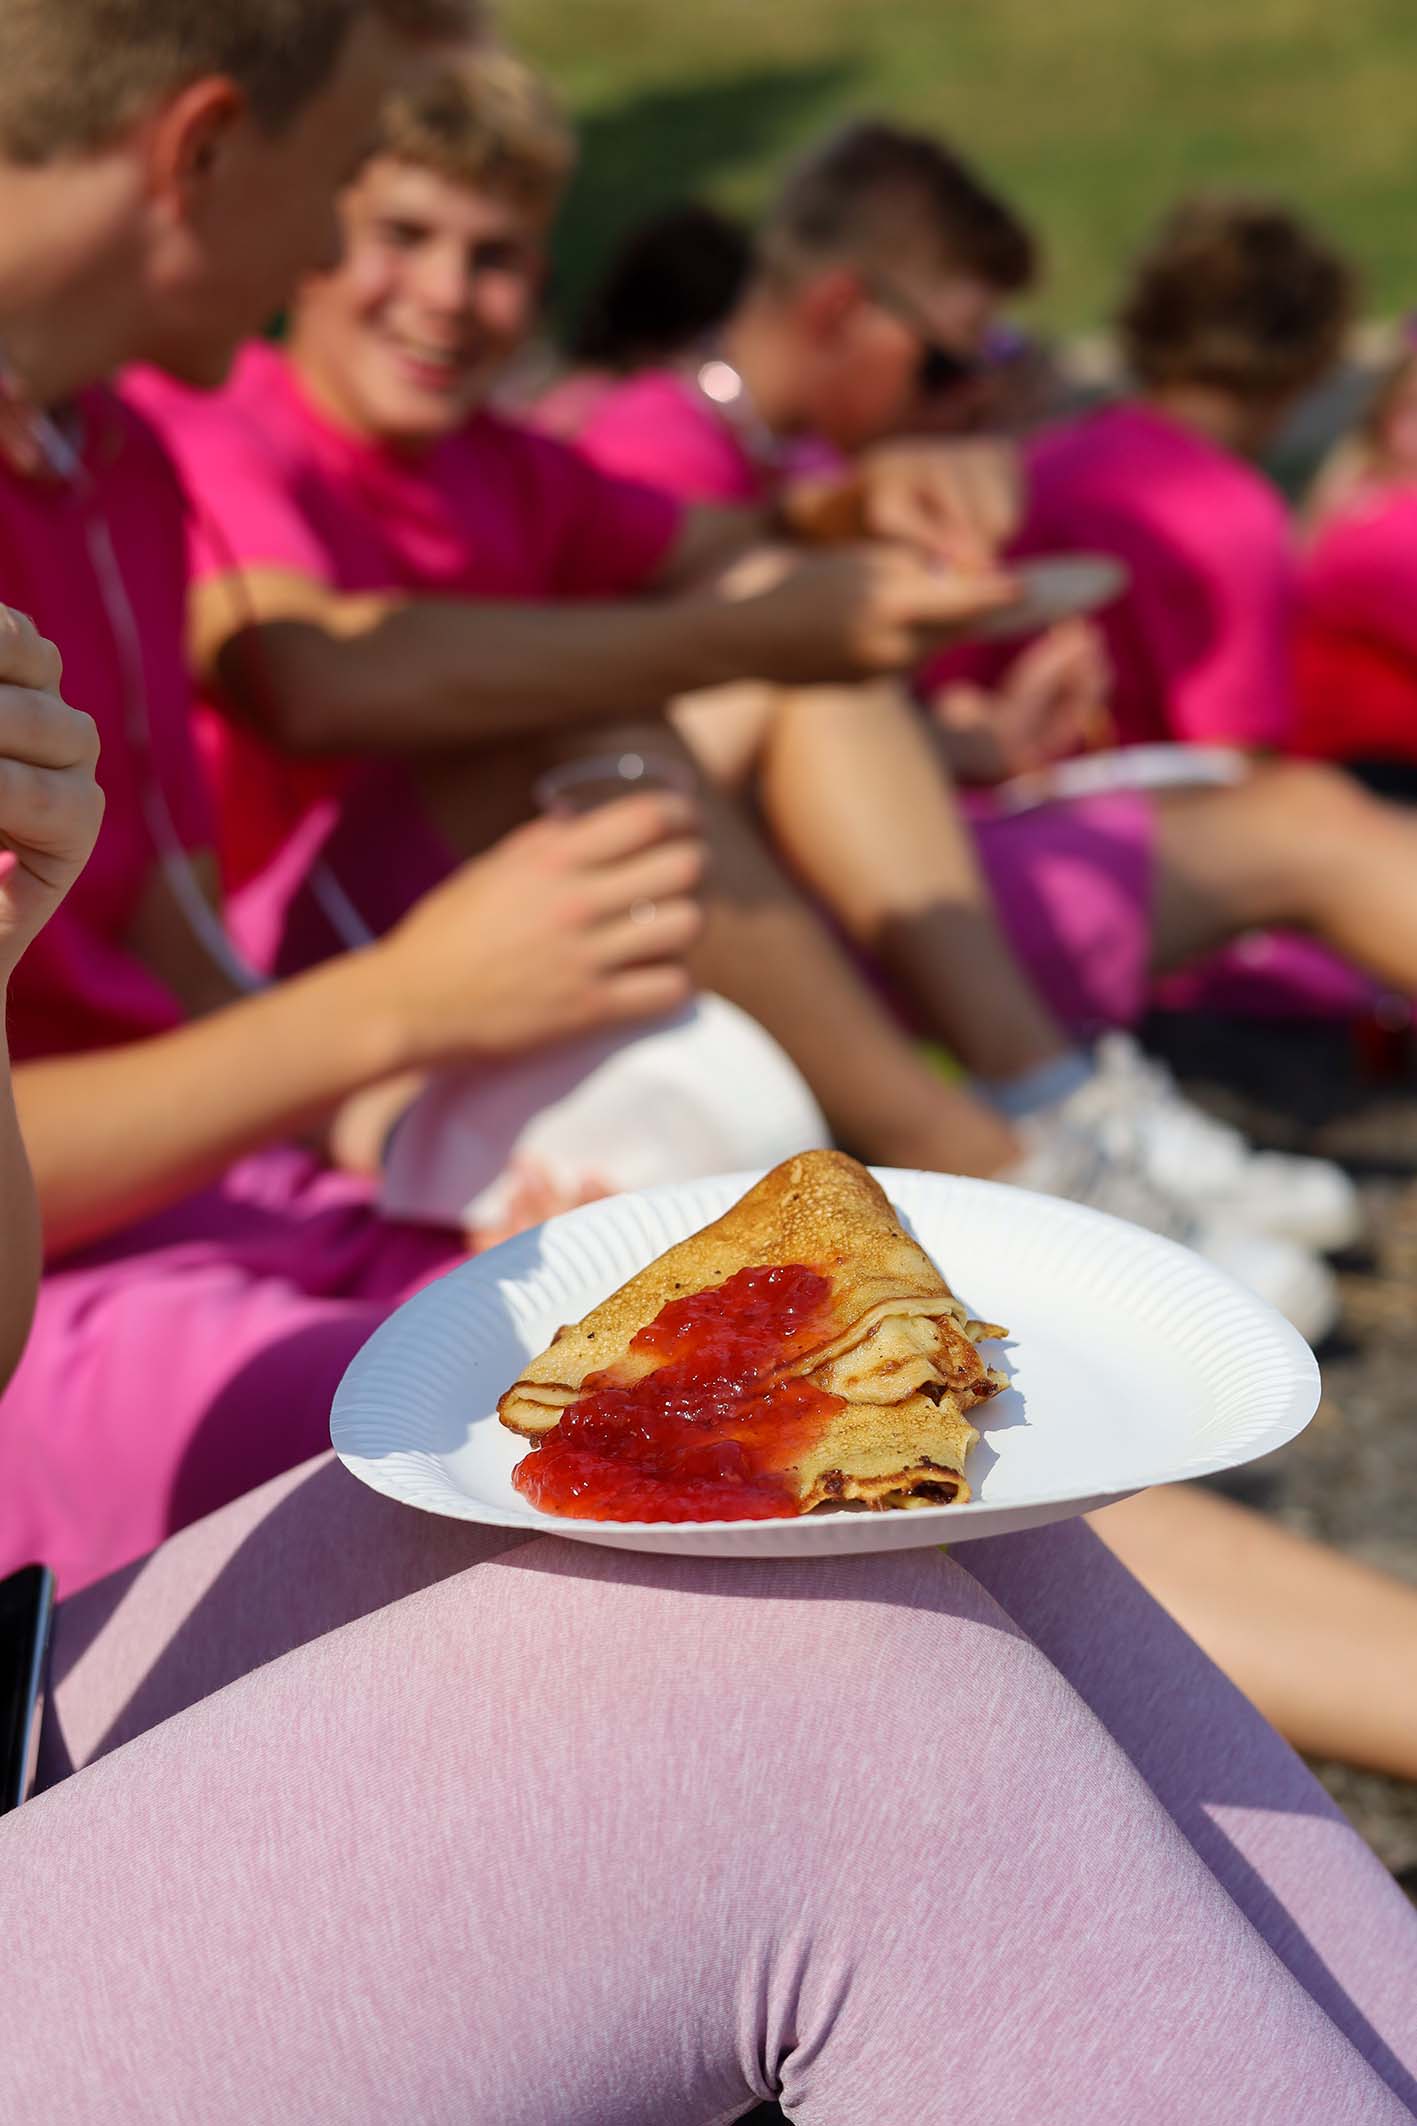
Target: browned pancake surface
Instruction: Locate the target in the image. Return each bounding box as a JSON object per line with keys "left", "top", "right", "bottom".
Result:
{"left": 498, "top": 1151, "right": 1006, "bottom": 1512}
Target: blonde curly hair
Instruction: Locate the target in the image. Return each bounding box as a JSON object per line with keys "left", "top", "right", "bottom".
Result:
{"left": 374, "top": 49, "right": 576, "bottom": 210}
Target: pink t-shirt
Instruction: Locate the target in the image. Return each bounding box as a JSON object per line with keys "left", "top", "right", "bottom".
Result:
{"left": 125, "top": 342, "right": 684, "bottom": 888}
{"left": 576, "top": 368, "right": 773, "bottom": 505}
{"left": 0, "top": 393, "right": 212, "bottom": 1058}
{"left": 1295, "top": 483, "right": 1417, "bottom": 764}
{"left": 941, "top": 402, "right": 1298, "bottom": 750}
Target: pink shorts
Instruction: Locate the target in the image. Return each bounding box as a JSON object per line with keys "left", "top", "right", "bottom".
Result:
{"left": 969, "top": 791, "right": 1157, "bottom": 1037}
{"left": 231, "top": 768, "right": 1380, "bottom": 1035}
{"left": 0, "top": 1148, "right": 457, "bottom": 1595}
{"left": 970, "top": 790, "right": 1381, "bottom": 1030}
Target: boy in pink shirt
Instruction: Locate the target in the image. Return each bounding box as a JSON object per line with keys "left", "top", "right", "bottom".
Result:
{"left": 1006, "top": 402, "right": 1298, "bottom": 750}
{"left": 915, "top": 202, "right": 1345, "bottom": 760}
{"left": 972, "top": 197, "right": 1349, "bottom": 753}
{"left": 918, "top": 200, "right": 1390, "bottom": 1024}
{"left": 1296, "top": 348, "right": 1417, "bottom": 784}
{"left": 0, "top": 0, "right": 726, "bottom": 1593}
{"left": 131, "top": 63, "right": 1025, "bottom": 967}
{"left": 132, "top": 332, "right": 685, "bottom": 922}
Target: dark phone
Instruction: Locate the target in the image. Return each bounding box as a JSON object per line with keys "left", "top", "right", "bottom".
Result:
{"left": 0, "top": 1564, "right": 54, "bottom": 1813}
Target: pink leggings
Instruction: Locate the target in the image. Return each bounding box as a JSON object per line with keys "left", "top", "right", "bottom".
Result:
{"left": 2, "top": 1455, "right": 1415, "bottom": 2123}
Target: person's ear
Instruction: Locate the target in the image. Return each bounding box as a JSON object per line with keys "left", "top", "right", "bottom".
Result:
{"left": 143, "top": 76, "right": 248, "bottom": 223}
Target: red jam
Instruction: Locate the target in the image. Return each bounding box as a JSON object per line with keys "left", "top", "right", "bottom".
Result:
{"left": 514, "top": 1263, "right": 843, "bottom": 1521}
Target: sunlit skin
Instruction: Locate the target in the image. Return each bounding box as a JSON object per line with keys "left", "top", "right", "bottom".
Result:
{"left": 289, "top": 157, "right": 550, "bottom": 447}
{"left": 721, "top": 258, "right": 1002, "bottom": 455}
{"left": 286, "top": 153, "right": 1006, "bottom": 461}
{"left": 143, "top": 17, "right": 420, "bottom": 390}
{"left": 0, "top": 15, "right": 419, "bottom": 404}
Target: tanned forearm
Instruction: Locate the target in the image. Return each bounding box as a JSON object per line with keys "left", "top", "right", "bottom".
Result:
{"left": 200, "top": 573, "right": 770, "bottom": 756}
{"left": 0, "top": 1033, "right": 41, "bottom": 1386}
{"left": 13, "top": 951, "right": 408, "bottom": 1258}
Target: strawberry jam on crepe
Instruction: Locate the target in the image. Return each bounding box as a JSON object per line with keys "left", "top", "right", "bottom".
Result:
{"left": 499, "top": 1151, "right": 1006, "bottom": 1522}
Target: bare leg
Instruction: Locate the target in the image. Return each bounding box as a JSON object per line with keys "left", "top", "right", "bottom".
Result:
{"left": 420, "top": 719, "right": 1023, "bottom": 1179}
{"left": 1090, "top": 1484, "right": 1417, "bottom": 1780}
{"left": 757, "top": 680, "right": 1076, "bottom": 1081}
{"left": 411, "top": 734, "right": 544, "bottom": 859}
{"left": 1152, "top": 760, "right": 1417, "bottom": 988}
{"left": 667, "top": 679, "right": 779, "bottom": 792}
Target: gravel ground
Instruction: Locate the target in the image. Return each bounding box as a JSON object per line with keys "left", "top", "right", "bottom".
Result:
{"left": 1146, "top": 1010, "right": 1417, "bottom": 1883}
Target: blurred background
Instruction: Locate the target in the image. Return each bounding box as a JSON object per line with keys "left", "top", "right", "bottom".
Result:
{"left": 502, "top": 0, "right": 1417, "bottom": 338}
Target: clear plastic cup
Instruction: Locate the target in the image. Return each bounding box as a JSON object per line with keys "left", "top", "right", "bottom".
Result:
{"left": 533, "top": 747, "right": 698, "bottom": 818}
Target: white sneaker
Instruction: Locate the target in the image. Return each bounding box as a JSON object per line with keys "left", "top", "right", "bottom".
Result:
{"left": 1007, "top": 1117, "right": 1339, "bottom": 1347}
{"left": 1050, "top": 1034, "right": 1362, "bottom": 1254}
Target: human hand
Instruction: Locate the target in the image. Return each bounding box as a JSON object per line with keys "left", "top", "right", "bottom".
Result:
{"left": 781, "top": 439, "right": 1023, "bottom": 568}
{"left": 0, "top": 607, "right": 103, "bottom": 986}
{"left": 471, "top": 1158, "right": 612, "bottom": 1251}
{"left": 727, "top": 542, "right": 1020, "bottom": 683}
{"left": 932, "top": 620, "right": 1113, "bottom": 783}
{"left": 377, "top": 793, "right": 707, "bottom": 1069}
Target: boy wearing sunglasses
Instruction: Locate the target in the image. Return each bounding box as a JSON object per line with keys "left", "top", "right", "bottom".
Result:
{"left": 576, "top": 121, "right": 1028, "bottom": 513}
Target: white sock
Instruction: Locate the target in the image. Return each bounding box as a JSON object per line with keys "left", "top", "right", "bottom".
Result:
{"left": 978, "top": 1051, "right": 1094, "bottom": 1121}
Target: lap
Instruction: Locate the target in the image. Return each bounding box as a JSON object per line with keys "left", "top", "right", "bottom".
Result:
{"left": 7, "top": 1536, "right": 1411, "bottom": 2119}
{"left": 24, "top": 1460, "right": 1417, "bottom": 2121}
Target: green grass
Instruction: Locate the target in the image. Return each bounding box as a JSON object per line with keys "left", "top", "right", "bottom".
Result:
{"left": 499, "top": 0, "right": 1417, "bottom": 333}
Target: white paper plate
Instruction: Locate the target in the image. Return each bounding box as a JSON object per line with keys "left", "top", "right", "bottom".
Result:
{"left": 996, "top": 744, "right": 1250, "bottom": 814}
{"left": 332, "top": 1169, "right": 1320, "bottom": 1558}
{"left": 970, "top": 553, "right": 1128, "bottom": 642}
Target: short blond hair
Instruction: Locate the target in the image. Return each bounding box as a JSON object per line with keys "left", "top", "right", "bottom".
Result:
{"left": 373, "top": 50, "right": 576, "bottom": 211}
{"left": 0, "top": 0, "right": 484, "bottom": 164}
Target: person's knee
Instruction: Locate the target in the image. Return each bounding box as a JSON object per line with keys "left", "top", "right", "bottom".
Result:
{"left": 535, "top": 717, "right": 706, "bottom": 786}
{"left": 1220, "top": 761, "right": 1381, "bottom": 909}
{"left": 1249, "top": 759, "right": 1374, "bottom": 843}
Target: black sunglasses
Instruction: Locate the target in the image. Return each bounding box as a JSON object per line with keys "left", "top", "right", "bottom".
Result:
{"left": 865, "top": 276, "right": 984, "bottom": 396}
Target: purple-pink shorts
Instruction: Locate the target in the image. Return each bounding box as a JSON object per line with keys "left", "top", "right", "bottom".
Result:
{"left": 968, "top": 790, "right": 1157, "bottom": 1037}
{"left": 970, "top": 788, "right": 1380, "bottom": 1030}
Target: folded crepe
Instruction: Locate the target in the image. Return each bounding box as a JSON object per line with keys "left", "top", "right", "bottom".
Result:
{"left": 499, "top": 1150, "right": 1006, "bottom": 1519}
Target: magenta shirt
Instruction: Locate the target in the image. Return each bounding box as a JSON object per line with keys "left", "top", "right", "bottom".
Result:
{"left": 978, "top": 402, "right": 1298, "bottom": 750}
{"left": 575, "top": 368, "right": 770, "bottom": 505}
{"left": 585, "top": 384, "right": 1301, "bottom": 751}
{"left": 0, "top": 393, "right": 212, "bottom": 1058}
{"left": 124, "top": 342, "right": 684, "bottom": 886}
{"left": 570, "top": 362, "right": 848, "bottom": 496}
{"left": 1295, "top": 483, "right": 1417, "bottom": 763}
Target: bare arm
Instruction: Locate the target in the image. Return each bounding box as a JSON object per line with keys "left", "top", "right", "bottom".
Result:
{"left": 16, "top": 797, "right": 705, "bottom": 1258}
{"left": 13, "top": 950, "right": 405, "bottom": 1256}
{"left": 193, "top": 567, "right": 748, "bottom": 753}
{"left": 624, "top": 439, "right": 1027, "bottom": 592}
{"left": 928, "top": 622, "right": 1114, "bottom": 785}
{"left": 0, "top": 607, "right": 104, "bottom": 1374}
{"left": 0, "top": 1042, "right": 41, "bottom": 1385}
{"left": 193, "top": 547, "right": 1019, "bottom": 757}
{"left": 647, "top": 503, "right": 775, "bottom": 592}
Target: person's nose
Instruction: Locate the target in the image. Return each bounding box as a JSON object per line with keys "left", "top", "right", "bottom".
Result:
{"left": 416, "top": 242, "right": 477, "bottom": 321}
